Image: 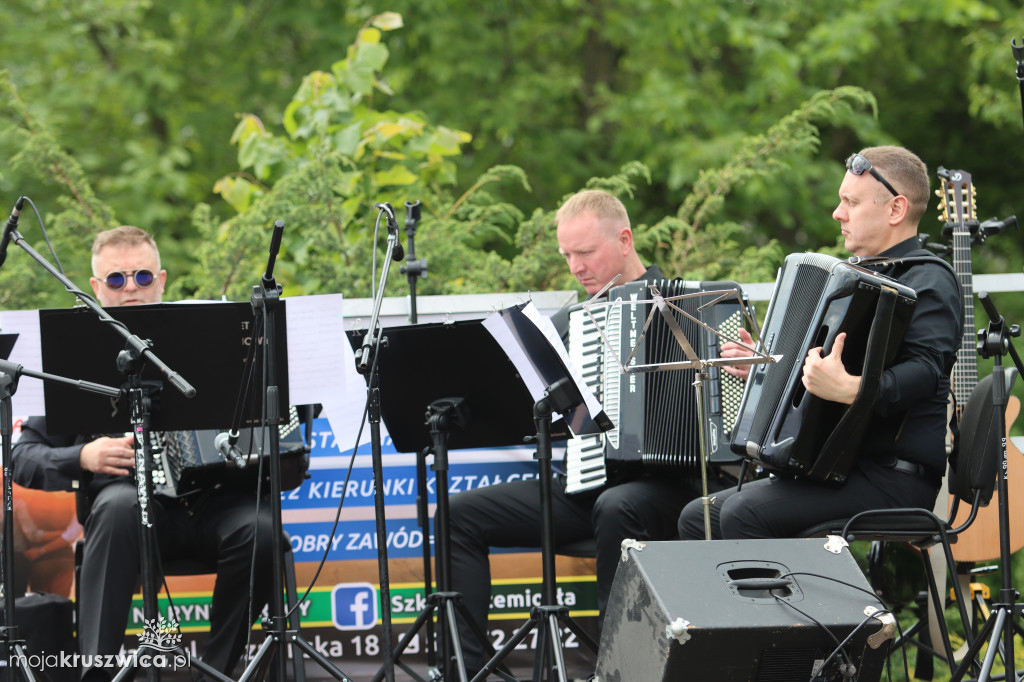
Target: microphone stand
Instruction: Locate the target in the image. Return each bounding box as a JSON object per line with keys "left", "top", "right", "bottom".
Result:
{"left": 2, "top": 208, "right": 199, "bottom": 682}
{"left": 473, "top": 378, "right": 597, "bottom": 682}
{"left": 237, "top": 221, "right": 354, "bottom": 682}
{"left": 353, "top": 204, "right": 404, "bottom": 682}
{"left": 399, "top": 200, "right": 428, "bottom": 324}
{"left": 949, "top": 292, "right": 1024, "bottom": 682}
{"left": 0, "top": 361, "right": 120, "bottom": 682}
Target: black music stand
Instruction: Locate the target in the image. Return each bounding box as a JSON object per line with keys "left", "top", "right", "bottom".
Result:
{"left": 38, "top": 302, "right": 288, "bottom": 682}
{"left": 345, "top": 318, "right": 572, "bottom": 682}
{"left": 471, "top": 303, "right": 606, "bottom": 682}
{"left": 39, "top": 302, "right": 289, "bottom": 434}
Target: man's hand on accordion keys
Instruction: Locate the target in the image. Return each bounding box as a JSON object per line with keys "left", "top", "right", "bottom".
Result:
{"left": 721, "top": 327, "right": 756, "bottom": 380}
{"left": 79, "top": 434, "right": 136, "bottom": 477}
{"left": 801, "top": 331, "right": 861, "bottom": 405}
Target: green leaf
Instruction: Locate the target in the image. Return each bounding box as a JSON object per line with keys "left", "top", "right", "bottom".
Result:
{"left": 342, "top": 64, "right": 375, "bottom": 96}
{"left": 371, "top": 12, "right": 404, "bottom": 31}
{"left": 373, "top": 165, "right": 418, "bottom": 187}
{"left": 212, "top": 176, "right": 261, "bottom": 214}
{"left": 353, "top": 42, "right": 389, "bottom": 72}
{"left": 332, "top": 122, "right": 364, "bottom": 156}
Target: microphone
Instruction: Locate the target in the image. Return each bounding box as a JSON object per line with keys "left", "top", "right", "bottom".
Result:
{"left": 375, "top": 202, "right": 405, "bottom": 261}
{"left": 214, "top": 430, "right": 247, "bottom": 469}
{"left": 0, "top": 196, "right": 26, "bottom": 269}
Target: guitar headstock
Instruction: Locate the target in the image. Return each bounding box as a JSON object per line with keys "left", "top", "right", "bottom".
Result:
{"left": 936, "top": 166, "right": 977, "bottom": 232}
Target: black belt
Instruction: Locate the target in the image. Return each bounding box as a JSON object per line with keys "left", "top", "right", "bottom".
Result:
{"left": 880, "top": 456, "right": 941, "bottom": 487}
{"left": 890, "top": 458, "right": 927, "bottom": 478}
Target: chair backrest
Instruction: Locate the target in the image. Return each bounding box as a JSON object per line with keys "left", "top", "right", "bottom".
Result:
{"left": 947, "top": 369, "right": 1017, "bottom": 505}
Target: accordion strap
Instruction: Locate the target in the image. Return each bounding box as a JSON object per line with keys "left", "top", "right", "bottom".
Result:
{"left": 807, "top": 284, "right": 899, "bottom": 481}
{"left": 847, "top": 252, "right": 959, "bottom": 284}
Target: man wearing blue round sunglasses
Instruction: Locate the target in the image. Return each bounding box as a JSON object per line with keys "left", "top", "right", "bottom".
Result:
{"left": 15, "top": 226, "right": 274, "bottom": 682}
{"left": 87, "top": 225, "right": 166, "bottom": 306}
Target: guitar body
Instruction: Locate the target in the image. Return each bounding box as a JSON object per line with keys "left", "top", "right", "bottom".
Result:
{"left": 950, "top": 394, "right": 1024, "bottom": 561}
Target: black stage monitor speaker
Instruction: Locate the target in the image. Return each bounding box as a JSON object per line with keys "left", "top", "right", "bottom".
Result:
{"left": 595, "top": 539, "right": 895, "bottom": 682}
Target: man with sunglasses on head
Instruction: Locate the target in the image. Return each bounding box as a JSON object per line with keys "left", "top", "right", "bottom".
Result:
{"left": 13, "top": 226, "right": 275, "bottom": 682}
{"left": 679, "top": 145, "right": 962, "bottom": 541}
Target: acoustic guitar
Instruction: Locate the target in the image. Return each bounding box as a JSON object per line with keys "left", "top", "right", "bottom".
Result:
{"left": 937, "top": 168, "right": 1024, "bottom": 562}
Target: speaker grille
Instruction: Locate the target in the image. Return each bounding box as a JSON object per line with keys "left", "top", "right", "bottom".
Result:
{"left": 757, "top": 647, "right": 828, "bottom": 681}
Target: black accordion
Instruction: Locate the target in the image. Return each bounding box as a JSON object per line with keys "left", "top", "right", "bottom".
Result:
{"left": 564, "top": 279, "right": 748, "bottom": 495}
{"left": 730, "top": 253, "right": 918, "bottom": 484}
{"left": 153, "top": 406, "right": 310, "bottom": 497}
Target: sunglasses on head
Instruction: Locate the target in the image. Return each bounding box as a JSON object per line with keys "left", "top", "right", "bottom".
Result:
{"left": 101, "top": 269, "right": 156, "bottom": 290}
{"left": 845, "top": 153, "right": 899, "bottom": 198}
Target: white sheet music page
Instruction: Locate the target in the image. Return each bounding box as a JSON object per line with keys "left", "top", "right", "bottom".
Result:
{"left": 482, "top": 301, "right": 604, "bottom": 435}
{"left": 1, "top": 309, "right": 45, "bottom": 417}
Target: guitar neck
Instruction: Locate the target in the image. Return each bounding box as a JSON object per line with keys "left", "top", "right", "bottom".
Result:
{"left": 939, "top": 167, "right": 978, "bottom": 420}
{"left": 952, "top": 226, "right": 977, "bottom": 418}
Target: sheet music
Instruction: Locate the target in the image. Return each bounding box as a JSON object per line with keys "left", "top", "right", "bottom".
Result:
{"left": 482, "top": 301, "right": 605, "bottom": 436}
{"left": 284, "top": 294, "right": 349, "bottom": 403}
{"left": 283, "top": 293, "right": 354, "bottom": 445}
{"left": 0, "top": 309, "right": 45, "bottom": 416}
{"left": 519, "top": 303, "right": 604, "bottom": 421}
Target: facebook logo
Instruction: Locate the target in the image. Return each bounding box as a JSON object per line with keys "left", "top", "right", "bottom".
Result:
{"left": 331, "top": 582, "right": 378, "bottom": 630}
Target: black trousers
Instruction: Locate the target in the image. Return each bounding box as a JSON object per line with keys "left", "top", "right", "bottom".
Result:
{"left": 677, "top": 459, "right": 939, "bottom": 540}
{"left": 78, "top": 479, "right": 275, "bottom": 681}
{"left": 448, "top": 473, "right": 702, "bottom": 673}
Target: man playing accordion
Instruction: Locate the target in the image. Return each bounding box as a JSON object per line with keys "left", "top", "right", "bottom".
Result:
{"left": 679, "top": 145, "right": 962, "bottom": 540}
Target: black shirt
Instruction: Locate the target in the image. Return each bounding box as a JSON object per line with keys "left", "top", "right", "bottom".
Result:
{"left": 858, "top": 237, "right": 963, "bottom": 478}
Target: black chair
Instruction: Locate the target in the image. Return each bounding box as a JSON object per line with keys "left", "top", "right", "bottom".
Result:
{"left": 797, "top": 370, "right": 1013, "bottom": 670}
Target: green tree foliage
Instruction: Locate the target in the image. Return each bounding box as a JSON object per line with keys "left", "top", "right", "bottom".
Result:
{"left": 177, "top": 20, "right": 870, "bottom": 303}
{"left": 0, "top": 71, "right": 116, "bottom": 310}
{"left": 172, "top": 14, "right": 536, "bottom": 301}
{"left": 0, "top": 0, "right": 369, "bottom": 285}
{"left": 3, "top": 0, "right": 1022, "bottom": 304}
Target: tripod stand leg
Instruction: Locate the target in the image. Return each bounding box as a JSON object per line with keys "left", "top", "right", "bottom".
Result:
{"left": 473, "top": 616, "right": 539, "bottom": 682}
{"left": 291, "top": 635, "right": 355, "bottom": 681}
{"left": 283, "top": 554, "right": 307, "bottom": 682}
{"left": 176, "top": 647, "right": 234, "bottom": 682}
{"left": 533, "top": 612, "right": 569, "bottom": 682}
{"left": 8, "top": 641, "right": 40, "bottom": 682}
{"left": 557, "top": 611, "right": 598, "bottom": 655}
{"left": 235, "top": 636, "right": 278, "bottom": 682}
{"left": 950, "top": 606, "right": 1000, "bottom": 682}
{"left": 415, "top": 447, "right": 438, "bottom": 671}
{"left": 979, "top": 609, "right": 1008, "bottom": 681}
{"left": 442, "top": 599, "right": 471, "bottom": 682}
{"left": 372, "top": 603, "right": 438, "bottom": 682}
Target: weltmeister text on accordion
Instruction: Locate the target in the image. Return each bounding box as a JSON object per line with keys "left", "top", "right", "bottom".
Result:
{"left": 564, "top": 279, "right": 751, "bottom": 495}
